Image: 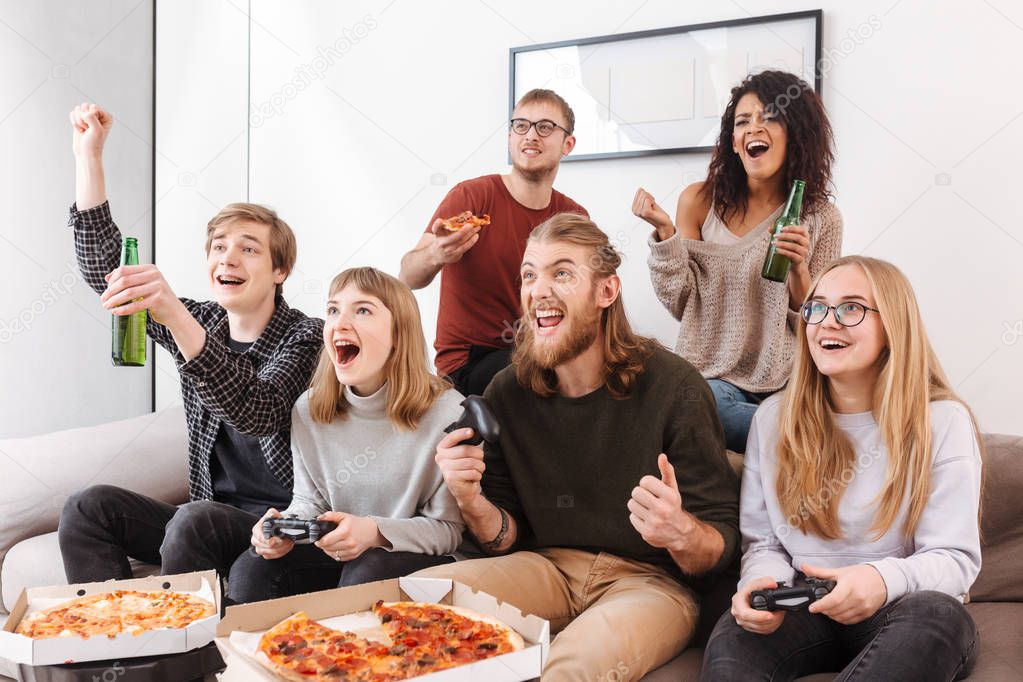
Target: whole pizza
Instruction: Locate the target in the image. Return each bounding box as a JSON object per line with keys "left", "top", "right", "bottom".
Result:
{"left": 256, "top": 600, "right": 524, "bottom": 681}
{"left": 15, "top": 589, "right": 216, "bottom": 639}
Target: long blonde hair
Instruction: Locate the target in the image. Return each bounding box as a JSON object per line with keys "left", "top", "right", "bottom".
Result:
{"left": 776, "top": 256, "right": 983, "bottom": 540}
{"left": 512, "top": 213, "right": 657, "bottom": 398}
{"left": 308, "top": 267, "right": 448, "bottom": 429}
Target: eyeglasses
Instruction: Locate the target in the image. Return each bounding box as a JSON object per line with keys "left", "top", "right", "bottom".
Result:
{"left": 509, "top": 118, "right": 570, "bottom": 137}
{"left": 800, "top": 300, "right": 880, "bottom": 327}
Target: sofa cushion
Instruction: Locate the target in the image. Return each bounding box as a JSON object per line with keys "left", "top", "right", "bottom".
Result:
{"left": 964, "top": 601, "right": 1023, "bottom": 679}
{"left": 0, "top": 406, "right": 189, "bottom": 613}
{"left": 971, "top": 434, "right": 1023, "bottom": 602}
{"left": 641, "top": 646, "right": 835, "bottom": 681}
{"left": 1, "top": 533, "right": 68, "bottom": 611}
{"left": 1, "top": 531, "right": 161, "bottom": 611}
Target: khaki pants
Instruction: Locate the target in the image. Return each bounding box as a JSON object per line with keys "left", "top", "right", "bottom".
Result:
{"left": 414, "top": 547, "right": 698, "bottom": 681}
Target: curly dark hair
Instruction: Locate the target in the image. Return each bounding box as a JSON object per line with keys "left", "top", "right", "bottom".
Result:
{"left": 701, "top": 70, "right": 834, "bottom": 222}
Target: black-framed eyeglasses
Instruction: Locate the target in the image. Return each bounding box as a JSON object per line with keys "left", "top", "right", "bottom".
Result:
{"left": 800, "top": 300, "right": 880, "bottom": 327}
{"left": 510, "top": 118, "right": 570, "bottom": 137}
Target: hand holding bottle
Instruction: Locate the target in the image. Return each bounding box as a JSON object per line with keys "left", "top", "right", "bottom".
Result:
{"left": 762, "top": 180, "right": 806, "bottom": 282}
{"left": 770, "top": 224, "right": 811, "bottom": 266}
{"left": 102, "top": 264, "right": 186, "bottom": 325}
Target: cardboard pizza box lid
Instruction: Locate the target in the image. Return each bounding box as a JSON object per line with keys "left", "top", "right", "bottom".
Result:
{"left": 215, "top": 577, "right": 548, "bottom": 681}
{"left": 0, "top": 570, "right": 221, "bottom": 667}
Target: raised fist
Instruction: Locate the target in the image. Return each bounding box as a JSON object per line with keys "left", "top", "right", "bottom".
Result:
{"left": 70, "top": 103, "right": 113, "bottom": 159}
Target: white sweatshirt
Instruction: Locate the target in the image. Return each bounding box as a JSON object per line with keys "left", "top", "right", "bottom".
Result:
{"left": 739, "top": 395, "right": 983, "bottom": 605}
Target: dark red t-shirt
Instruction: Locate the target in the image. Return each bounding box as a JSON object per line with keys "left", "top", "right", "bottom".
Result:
{"left": 428, "top": 174, "right": 587, "bottom": 376}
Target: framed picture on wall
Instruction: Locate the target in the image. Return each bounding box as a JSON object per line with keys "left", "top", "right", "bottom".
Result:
{"left": 509, "top": 10, "right": 821, "bottom": 162}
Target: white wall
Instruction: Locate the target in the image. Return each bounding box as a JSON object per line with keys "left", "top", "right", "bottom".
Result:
{"left": 153, "top": 0, "right": 249, "bottom": 411}
{"left": 157, "top": 0, "right": 1023, "bottom": 435}
{"left": 0, "top": 0, "right": 153, "bottom": 438}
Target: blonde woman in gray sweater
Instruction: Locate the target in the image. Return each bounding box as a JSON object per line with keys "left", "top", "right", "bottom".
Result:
{"left": 634, "top": 71, "right": 843, "bottom": 453}
{"left": 701, "top": 256, "right": 982, "bottom": 681}
{"left": 228, "top": 268, "right": 465, "bottom": 603}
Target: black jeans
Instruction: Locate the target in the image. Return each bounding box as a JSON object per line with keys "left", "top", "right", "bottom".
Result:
{"left": 447, "top": 345, "right": 512, "bottom": 397}
{"left": 58, "top": 484, "right": 257, "bottom": 582}
{"left": 226, "top": 544, "right": 455, "bottom": 604}
{"left": 700, "top": 590, "right": 978, "bottom": 682}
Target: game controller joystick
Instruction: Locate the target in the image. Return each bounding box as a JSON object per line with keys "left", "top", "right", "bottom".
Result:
{"left": 443, "top": 395, "right": 500, "bottom": 446}
{"left": 750, "top": 578, "right": 836, "bottom": 611}
{"left": 262, "top": 515, "right": 339, "bottom": 544}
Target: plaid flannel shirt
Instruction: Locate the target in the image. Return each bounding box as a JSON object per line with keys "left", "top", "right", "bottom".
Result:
{"left": 70, "top": 201, "right": 323, "bottom": 501}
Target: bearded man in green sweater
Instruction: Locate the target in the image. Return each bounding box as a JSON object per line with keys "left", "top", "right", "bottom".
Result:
{"left": 416, "top": 212, "right": 740, "bottom": 680}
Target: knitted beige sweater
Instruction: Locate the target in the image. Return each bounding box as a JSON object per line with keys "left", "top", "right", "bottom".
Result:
{"left": 647, "top": 202, "right": 843, "bottom": 393}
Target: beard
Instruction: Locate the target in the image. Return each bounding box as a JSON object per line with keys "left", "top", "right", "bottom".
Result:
{"left": 512, "top": 156, "right": 558, "bottom": 184}
{"left": 522, "top": 305, "right": 601, "bottom": 369}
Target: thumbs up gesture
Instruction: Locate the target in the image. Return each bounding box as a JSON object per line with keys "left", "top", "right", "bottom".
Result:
{"left": 628, "top": 453, "right": 696, "bottom": 551}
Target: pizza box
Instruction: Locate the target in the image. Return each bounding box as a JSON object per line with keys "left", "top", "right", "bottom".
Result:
{"left": 13, "top": 642, "right": 225, "bottom": 682}
{"left": 0, "top": 571, "right": 221, "bottom": 667}
{"left": 214, "top": 576, "right": 549, "bottom": 681}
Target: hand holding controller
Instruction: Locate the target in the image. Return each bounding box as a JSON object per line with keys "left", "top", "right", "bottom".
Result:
{"left": 443, "top": 395, "right": 500, "bottom": 446}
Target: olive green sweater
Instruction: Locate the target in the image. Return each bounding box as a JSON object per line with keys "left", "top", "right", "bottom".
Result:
{"left": 481, "top": 346, "right": 740, "bottom": 579}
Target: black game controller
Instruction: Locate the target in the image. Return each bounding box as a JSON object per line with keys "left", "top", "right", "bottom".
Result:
{"left": 750, "top": 578, "right": 836, "bottom": 611}
{"left": 262, "top": 515, "right": 338, "bottom": 544}
{"left": 443, "top": 395, "right": 500, "bottom": 446}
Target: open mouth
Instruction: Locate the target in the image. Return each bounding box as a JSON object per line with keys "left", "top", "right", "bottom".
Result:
{"left": 818, "top": 338, "right": 850, "bottom": 352}
{"left": 334, "top": 340, "right": 361, "bottom": 367}
{"left": 521, "top": 146, "right": 542, "bottom": 158}
{"left": 745, "top": 140, "right": 770, "bottom": 159}
{"left": 534, "top": 308, "right": 564, "bottom": 334}
{"left": 216, "top": 275, "right": 246, "bottom": 288}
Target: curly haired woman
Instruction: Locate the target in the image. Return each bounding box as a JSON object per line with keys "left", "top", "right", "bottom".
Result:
{"left": 634, "top": 70, "right": 843, "bottom": 453}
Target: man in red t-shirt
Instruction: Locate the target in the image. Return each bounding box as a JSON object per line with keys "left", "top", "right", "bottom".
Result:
{"left": 399, "top": 89, "right": 588, "bottom": 396}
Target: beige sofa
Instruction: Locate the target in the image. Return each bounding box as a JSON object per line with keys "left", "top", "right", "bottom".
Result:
{"left": 0, "top": 407, "right": 189, "bottom": 679}
{"left": 0, "top": 410, "right": 1019, "bottom": 680}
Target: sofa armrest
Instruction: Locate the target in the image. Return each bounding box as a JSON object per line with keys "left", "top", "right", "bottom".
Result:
{"left": 0, "top": 406, "right": 189, "bottom": 612}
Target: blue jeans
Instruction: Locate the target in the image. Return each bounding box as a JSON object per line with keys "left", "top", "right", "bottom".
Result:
{"left": 700, "top": 590, "right": 978, "bottom": 681}
{"left": 707, "top": 379, "right": 774, "bottom": 453}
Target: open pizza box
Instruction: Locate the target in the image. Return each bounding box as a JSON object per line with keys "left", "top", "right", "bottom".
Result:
{"left": 214, "top": 577, "right": 550, "bottom": 681}
{"left": 0, "top": 570, "right": 220, "bottom": 667}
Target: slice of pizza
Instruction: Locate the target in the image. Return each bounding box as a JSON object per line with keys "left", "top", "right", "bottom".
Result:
{"left": 373, "top": 600, "right": 524, "bottom": 668}
{"left": 440, "top": 211, "right": 491, "bottom": 232}
{"left": 257, "top": 611, "right": 373, "bottom": 682}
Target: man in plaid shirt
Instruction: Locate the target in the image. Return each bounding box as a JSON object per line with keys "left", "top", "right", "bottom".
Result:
{"left": 58, "top": 103, "right": 323, "bottom": 584}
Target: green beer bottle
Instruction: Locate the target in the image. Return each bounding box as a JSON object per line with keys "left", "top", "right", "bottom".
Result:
{"left": 111, "top": 237, "right": 147, "bottom": 366}
{"left": 761, "top": 179, "right": 806, "bottom": 283}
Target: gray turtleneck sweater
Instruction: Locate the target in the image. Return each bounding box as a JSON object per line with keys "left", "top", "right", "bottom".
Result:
{"left": 280, "top": 384, "right": 466, "bottom": 555}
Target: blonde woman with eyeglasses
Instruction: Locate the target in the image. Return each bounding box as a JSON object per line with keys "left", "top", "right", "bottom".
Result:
{"left": 701, "top": 255, "right": 982, "bottom": 681}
